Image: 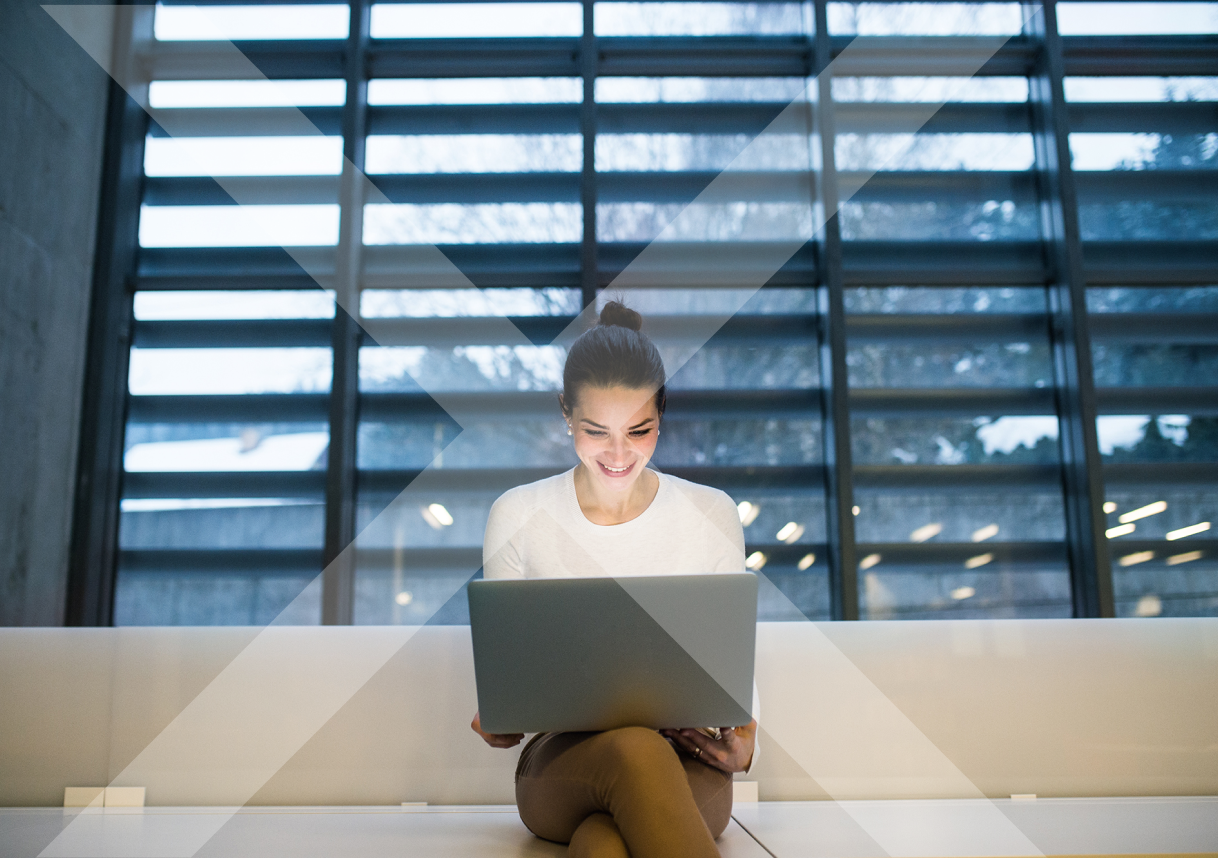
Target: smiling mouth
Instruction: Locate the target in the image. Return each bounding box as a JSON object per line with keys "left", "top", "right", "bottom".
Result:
{"left": 598, "top": 462, "right": 634, "bottom": 477}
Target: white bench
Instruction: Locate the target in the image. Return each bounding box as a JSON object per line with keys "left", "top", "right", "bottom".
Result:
{"left": 1, "top": 620, "right": 1214, "bottom": 855}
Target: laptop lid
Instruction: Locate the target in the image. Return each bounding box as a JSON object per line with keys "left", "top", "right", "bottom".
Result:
{"left": 468, "top": 573, "right": 757, "bottom": 735}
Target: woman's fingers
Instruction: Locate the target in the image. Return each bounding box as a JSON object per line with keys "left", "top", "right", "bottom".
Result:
{"left": 471, "top": 711, "right": 524, "bottom": 748}
{"left": 682, "top": 729, "right": 735, "bottom": 771}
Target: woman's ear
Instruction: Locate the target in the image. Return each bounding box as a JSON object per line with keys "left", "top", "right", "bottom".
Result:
{"left": 558, "top": 393, "right": 568, "bottom": 416}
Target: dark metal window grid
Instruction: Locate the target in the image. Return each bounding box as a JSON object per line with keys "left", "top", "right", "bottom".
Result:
{"left": 67, "top": 0, "right": 1218, "bottom": 625}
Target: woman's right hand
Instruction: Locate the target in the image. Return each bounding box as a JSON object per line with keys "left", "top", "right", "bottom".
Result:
{"left": 471, "top": 711, "right": 524, "bottom": 749}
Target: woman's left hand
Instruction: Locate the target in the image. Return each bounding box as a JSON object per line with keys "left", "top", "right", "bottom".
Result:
{"left": 660, "top": 719, "right": 756, "bottom": 774}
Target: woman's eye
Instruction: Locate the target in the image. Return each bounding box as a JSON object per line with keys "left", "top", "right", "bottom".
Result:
{"left": 584, "top": 429, "right": 607, "bottom": 437}
{"left": 630, "top": 430, "right": 653, "bottom": 437}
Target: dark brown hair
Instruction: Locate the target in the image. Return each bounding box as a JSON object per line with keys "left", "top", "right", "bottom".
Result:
{"left": 560, "top": 300, "right": 667, "bottom": 418}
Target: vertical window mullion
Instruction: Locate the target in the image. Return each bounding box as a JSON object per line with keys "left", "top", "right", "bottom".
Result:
{"left": 67, "top": 5, "right": 154, "bottom": 627}
{"left": 812, "top": 0, "right": 859, "bottom": 620}
{"left": 580, "top": 0, "right": 598, "bottom": 308}
{"left": 322, "top": 0, "right": 372, "bottom": 625}
{"left": 1024, "top": 0, "right": 1113, "bottom": 617}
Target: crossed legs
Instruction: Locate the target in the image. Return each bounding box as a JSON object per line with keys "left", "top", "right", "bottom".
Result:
{"left": 515, "top": 727, "right": 733, "bottom": 858}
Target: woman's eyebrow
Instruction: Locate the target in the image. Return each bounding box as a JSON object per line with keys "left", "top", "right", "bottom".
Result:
{"left": 578, "top": 417, "right": 655, "bottom": 430}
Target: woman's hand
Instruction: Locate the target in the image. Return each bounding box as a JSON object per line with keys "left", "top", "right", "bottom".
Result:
{"left": 661, "top": 719, "right": 756, "bottom": 774}
{"left": 471, "top": 711, "right": 524, "bottom": 749}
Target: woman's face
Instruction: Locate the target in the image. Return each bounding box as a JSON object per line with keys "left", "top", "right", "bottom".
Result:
{"left": 566, "top": 385, "right": 660, "bottom": 493}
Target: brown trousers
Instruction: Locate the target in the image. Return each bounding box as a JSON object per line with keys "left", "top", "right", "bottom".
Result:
{"left": 515, "top": 727, "right": 733, "bottom": 858}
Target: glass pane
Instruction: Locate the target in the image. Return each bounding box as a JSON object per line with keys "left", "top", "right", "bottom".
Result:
{"left": 134, "top": 290, "right": 336, "bottom": 320}
{"left": 857, "top": 488, "right": 1072, "bottom": 620}
{"left": 848, "top": 282, "right": 1068, "bottom": 618}
{"left": 154, "top": 3, "right": 349, "bottom": 40}
{"left": 835, "top": 133, "right": 1034, "bottom": 171}
{"left": 1093, "top": 345, "right": 1218, "bottom": 388}
{"left": 1092, "top": 285, "right": 1218, "bottom": 616}
{"left": 595, "top": 2, "right": 807, "bottom": 35}
{"left": 1070, "top": 133, "right": 1218, "bottom": 171}
{"left": 1057, "top": 2, "right": 1218, "bottom": 35}
{"left": 730, "top": 490, "right": 829, "bottom": 621}
{"left": 849, "top": 346, "right": 1053, "bottom": 389}
{"left": 119, "top": 497, "right": 326, "bottom": 549}
{"left": 144, "top": 137, "right": 343, "bottom": 177}
{"left": 848, "top": 288, "right": 1053, "bottom": 389}
{"left": 368, "top": 77, "right": 582, "bottom": 105}
{"left": 666, "top": 344, "right": 820, "bottom": 389}
{"left": 853, "top": 490, "right": 1066, "bottom": 543}
{"left": 846, "top": 286, "right": 1047, "bottom": 314}
{"left": 148, "top": 80, "right": 346, "bottom": 108}
{"left": 361, "top": 345, "right": 565, "bottom": 392}
{"left": 604, "top": 287, "right": 817, "bottom": 315}
{"left": 839, "top": 201, "right": 1039, "bottom": 241}
{"left": 139, "top": 205, "right": 340, "bottom": 248}
{"left": 860, "top": 564, "right": 1072, "bottom": 620}
{"left": 1098, "top": 416, "right": 1218, "bottom": 463}
{"left": 115, "top": 573, "right": 321, "bottom": 626}
{"left": 1064, "top": 77, "right": 1218, "bottom": 103}
{"left": 1105, "top": 488, "right": 1217, "bottom": 617}
{"left": 598, "top": 77, "right": 808, "bottom": 103}
{"left": 598, "top": 202, "right": 813, "bottom": 243}
{"left": 353, "top": 496, "right": 488, "bottom": 626}
{"left": 852, "top": 416, "right": 1060, "bottom": 465}
{"left": 129, "top": 348, "right": 332, "bottom": 395}
{"left": 370, "top": 3, "right": 583, "bottom": 37}
{"left": 359, "top": 418, "right": 568, "bottom": 470}
{"left": 363, "top": 203, "right": 581, "bottom": 244}
{"left": 827, "top": 2, "right": 1025, "bottom": 35}
{"left": 361, "top": 287, "right": 580, "bottom": 318}
{"left": 365, "top": 134, "right": 581, "bottom": 173}
{"left": 833, "top": 76, "right": 1029, "bottom": 103}
{"left": 1087, "top": 286, "right": 1218, "bottom": 313}
{"left": 597, "top": 133, "right": 809, "bottom": 172}
{"left": 1072, "top": 133, "right": 1218, "bottom": 241}
{"left": 125, "top": 426, "right": 330, "bottom": 473}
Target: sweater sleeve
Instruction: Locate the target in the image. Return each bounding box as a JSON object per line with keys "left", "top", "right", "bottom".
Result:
{"left": 482, "top": 491, "right": 526, "bottom": 580}
{"left": 710, "top": 487, "right": 759, "bottom": 773}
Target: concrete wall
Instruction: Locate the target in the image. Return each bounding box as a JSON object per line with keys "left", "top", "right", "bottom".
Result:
{"left": 1, "top": 620, "right": 1215, "bottom": 807}
{"left": 0, "top": 0, "right": 113, "bottom": 625}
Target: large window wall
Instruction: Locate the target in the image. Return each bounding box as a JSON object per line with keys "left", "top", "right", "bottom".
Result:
{"left": 69, "top": 0, "right": 1218, "bottom": 625}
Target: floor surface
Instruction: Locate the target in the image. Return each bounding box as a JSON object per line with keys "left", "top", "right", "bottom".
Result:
{"left": 2, "top": 797, "right": 1214, "bottom": 858}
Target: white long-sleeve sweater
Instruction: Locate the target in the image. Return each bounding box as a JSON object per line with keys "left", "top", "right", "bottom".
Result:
{"left": 482, "top": 467, "right": 760, "bottom": 769}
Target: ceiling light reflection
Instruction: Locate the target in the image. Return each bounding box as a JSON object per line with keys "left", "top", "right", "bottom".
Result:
{"left": 971, "top": 523, "right": 999, "bottom": 542}
{"left": 1118, "top": 500, "right": 1167, "bottom": 524}
{"left": 1166, "top": 521, "right": 1210, "bottom": 541}
{"left": 777, "top": 522, "right": 805, "bottom": 543}
{"left": 910, "top": 522, "right": 942, "bottom": 543}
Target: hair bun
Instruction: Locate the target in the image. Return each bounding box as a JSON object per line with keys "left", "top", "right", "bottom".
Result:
{"left": 598, "top": 300, "right": 643, "bottom": 332}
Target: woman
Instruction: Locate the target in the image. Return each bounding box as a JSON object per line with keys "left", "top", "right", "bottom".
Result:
{"left": 472, "top": 300, "right": 758, "bottom": 858}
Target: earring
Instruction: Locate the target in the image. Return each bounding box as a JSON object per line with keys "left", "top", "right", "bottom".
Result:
{"left": 566, "top": 426, "right": 573, "bottom": 436}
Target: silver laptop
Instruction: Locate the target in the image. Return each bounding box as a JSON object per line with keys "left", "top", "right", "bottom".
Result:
{"left": 468, "top": 573, "right": 757, "bottom": 735}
